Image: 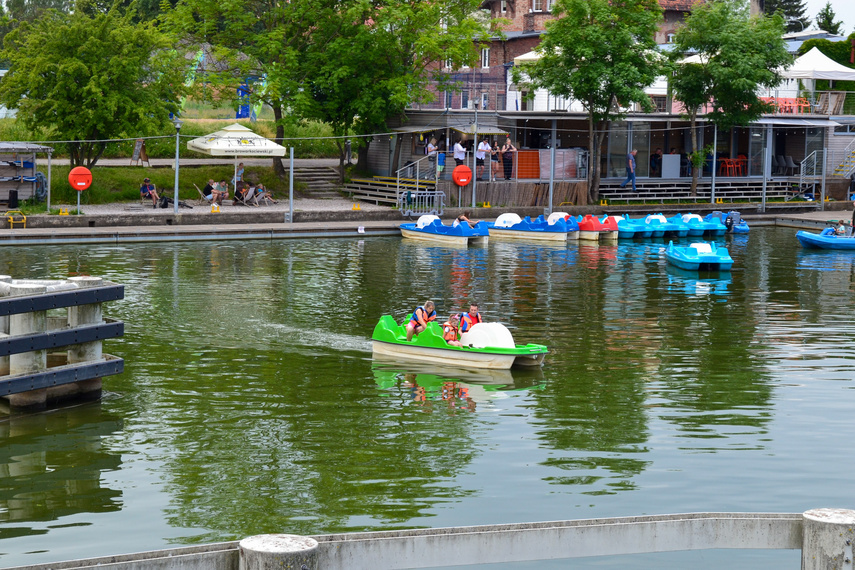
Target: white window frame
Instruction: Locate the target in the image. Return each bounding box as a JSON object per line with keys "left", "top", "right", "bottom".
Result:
{"left": 481, "top": 48, "right": 490, "bottom": 69}
{"left": 532, "top": 0, "right": 543, "bottom": 12}
{"left": 501, "top": 0, "right": 507, "bottom": 13}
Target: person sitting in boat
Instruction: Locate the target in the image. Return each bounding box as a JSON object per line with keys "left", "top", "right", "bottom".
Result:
{"left": 835, "top": 220, "right": 847, "bottom": 236}
{"left": 441, "top": 314, "right": 463, "bottom": 347}
{"left": 405, "top": 300, "right": 436, "bottom": 342}
{"left": 458, "top": 302, "right": 482, "bottom": 333}
{"left": 453, "top": 211, "right": 476, "bottom": 229}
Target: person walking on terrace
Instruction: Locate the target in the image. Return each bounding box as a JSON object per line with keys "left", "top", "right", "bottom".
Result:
{"left": 620, "top": 149, "right": 638, "bottom": 192}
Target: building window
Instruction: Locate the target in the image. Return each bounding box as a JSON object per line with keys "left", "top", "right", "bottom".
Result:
{"left": 482, "top": 93, "right": 489, "bottom": 110}
{"left": 497, "top": 93, "right": 506, "bottom": 110}
{"left": 462, "top": 92, "right": 469, "bottom": 109}
{"left": 481, "top": 48, "right": 490, "bottom": 69}
{"left": 445, "top": 91, "right": 453, "bottom": 108}
{"left": 651, "top": 96, "right": 667, "bottom": 113}
{"left": 834, "top": 124, "right": 855, "bottom": 134}
{"left": 546, "top": 0, "right": 555, "bottom": 10}
{"left": 666, "top": 33, "right": 676, "bottom": 43}
{"left": 501, "top": 0, "right": 506, "bottom": 13}
{"left": 532, "top": 0, "right": 543, "bottom": 11}
{"left": 445, "top": 59, "right": 453, "bottom": 70}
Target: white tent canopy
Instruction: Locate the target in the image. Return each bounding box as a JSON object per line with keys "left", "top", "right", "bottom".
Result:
{"left": 187, "top": 123, "right": 287, "bottom": 157}
{"left": 780, "top": 47, "right": 855, "bottom": 81}
{"left": 186, "top": 123, "right": 287, "bottom": 194}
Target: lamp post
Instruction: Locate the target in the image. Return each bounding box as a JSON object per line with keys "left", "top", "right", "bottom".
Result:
{"left": 172, "top": 117, "right": 183, "bottom": 214}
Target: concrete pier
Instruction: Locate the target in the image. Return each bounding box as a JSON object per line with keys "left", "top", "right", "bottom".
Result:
{"left": 0, "top": 277, "right": 124, "bottom": 411}
{"left": 802, "top": 508, "right": 855, "bottom": 570}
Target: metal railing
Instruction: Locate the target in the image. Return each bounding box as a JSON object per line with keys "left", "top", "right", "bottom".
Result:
{"left": 397, "top": 187, "right": 445, "bottom": 217}
{"left": 833, "top": 138, "right": 855, "bottom": 179}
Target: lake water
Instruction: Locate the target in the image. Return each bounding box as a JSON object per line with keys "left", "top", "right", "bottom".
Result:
{"left": 0, "top": 227, "right": 853, "bottom": 569}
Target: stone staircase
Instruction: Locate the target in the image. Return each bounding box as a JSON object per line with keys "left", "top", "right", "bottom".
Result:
{"left": 292, "top": 165, "right": 343, "bottom": 198}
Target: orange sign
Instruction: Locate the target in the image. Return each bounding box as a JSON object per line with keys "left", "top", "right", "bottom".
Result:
{"left": 68, "top": 167, "right": 92, "bottom": 191}
{"left": 452, "top": 165, "right": 472, "bottom": 186}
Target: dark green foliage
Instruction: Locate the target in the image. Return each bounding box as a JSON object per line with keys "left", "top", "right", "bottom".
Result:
{"left": 764, "top": 0, "right": 810, "bottom": 32}
{"left": 814, "top": 2, "right": 842, "bottom": 35}
{"left": 0, "top": 8, "right": 189, "bottom": 167}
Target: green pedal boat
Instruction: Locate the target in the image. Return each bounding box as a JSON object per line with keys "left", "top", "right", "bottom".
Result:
{"left": 371, "top": 315, "right": 548, "bottom": 370}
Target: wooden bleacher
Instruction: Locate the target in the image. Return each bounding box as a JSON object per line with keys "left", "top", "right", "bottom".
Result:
{"left": 598, "top": 177, "right": 814, "bottom": 204}
{"left": 344, "top": 176, "right": 436, "bottom": 206}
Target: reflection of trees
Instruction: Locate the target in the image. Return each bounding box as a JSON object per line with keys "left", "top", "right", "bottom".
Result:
{"left": 158, "top": 354, "right": 480, "bottom": 542}
{"left": 0, "top": 404, "right": 123, "bottom": 537}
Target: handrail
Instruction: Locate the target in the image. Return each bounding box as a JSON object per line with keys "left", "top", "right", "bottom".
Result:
{"left": 799, "top": 150, "right": 821, "bottom": 188}
{"left": 833, "top": 138, "right": 855, "bottom": 179}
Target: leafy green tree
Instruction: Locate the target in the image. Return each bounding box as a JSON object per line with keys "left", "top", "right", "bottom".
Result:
{"left": 512, "top": 0, "right": 663, "bottom": 202}
{"left": 670, "top": 0, "right": 790, "bottom": 194}
{"left": 168, "top": 0, "right": 488, "bottom": 178}
{"left": 301, "top": 0, "right": 489, "bottom": 177}
{"left": 815, "top": 2, "right": 842, "bottom": 35}
{"left": 764, "top": 0, "right": 810, "bottom": 32}
{"left": 0, "top": 8, "right": 188, "bottom": 167}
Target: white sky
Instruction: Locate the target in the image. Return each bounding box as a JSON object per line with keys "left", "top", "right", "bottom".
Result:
{"left": 803, "top": 0, "right": 854, "bottom": 35}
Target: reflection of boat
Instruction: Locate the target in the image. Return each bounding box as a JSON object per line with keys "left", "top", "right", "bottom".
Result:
{"left": 705, "top": 210, "right": 750, "bottom": 234}
{"left": 664, "top": 241, "right": 733, "bottom": 271}
{"left": 665, "top": 264, "right": 732, "bottom": 296}
{"left": 371, "top": 316, "right": 547, "bottom": 369}
{"left": 400, "top": 215, "right": 489, "bottom": 246}
{"left": 372, "top": 362, "right": 545, "bottom": 408}
{"left": 797, "top": 229, "right": 855, "bottom": 250}
{"left": 488, "top": 212, "right": 580, "bottom": 242}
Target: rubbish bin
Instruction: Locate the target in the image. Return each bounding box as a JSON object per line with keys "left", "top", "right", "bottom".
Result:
{"left": 8, "top": 190, "right": 18, "bottom": 209}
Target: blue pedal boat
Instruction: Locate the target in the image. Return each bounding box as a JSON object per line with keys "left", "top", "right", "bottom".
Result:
{"left": 681, "top": 213, "right": 726, "bottom": 236}
{"left": 704, "top": 210, "right": 750, "bottom": 234}
{"left": 797, "top": 228, "right": 855, "bottom": 250}
{"left": 401, "top": 215, "right": 490, "bottom": 246}
{"left": 488, "top": 212, "right": 580, "bottom": 241}
{"left": 664, "top": 241, "right": 734, "bottom": 271}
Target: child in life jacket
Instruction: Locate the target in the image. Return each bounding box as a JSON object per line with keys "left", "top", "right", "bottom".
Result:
{"left": 406, "top": 300, "right": 436, "bottom": 342}
{"left": 442, "top": 313, "right": 463, "bottom": 347}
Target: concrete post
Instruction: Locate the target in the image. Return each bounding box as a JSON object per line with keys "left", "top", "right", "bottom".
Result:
{"left": 0, "top": 274, "right": 13, "bottom": 376}
{"left": 239, "top": 534, "right": 318, "bottom": 570}
{"left": 802, "top": 508, "right": 855, "bottom": 570}
{"left": 65, "top": 276, "right": 104, "bottom": 400}
{"left": 7, "top": 284, "right": 47, "bottom": 409}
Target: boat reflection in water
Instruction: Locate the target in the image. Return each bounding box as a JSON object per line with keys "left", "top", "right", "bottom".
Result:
{"left": 664, "top": 264, "right": 732, "bottom": 297}
{"left": 372, "top": 360, "right": 544, "bottom": 412}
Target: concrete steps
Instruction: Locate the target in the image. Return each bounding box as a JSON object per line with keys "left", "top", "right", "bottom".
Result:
{"left": 293, "top": 166, "right": 343, "bottom": 199}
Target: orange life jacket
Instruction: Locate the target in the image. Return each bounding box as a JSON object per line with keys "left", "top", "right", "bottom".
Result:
{"left": 460, "top": 311, "right": 482, "bottom": 333}
{"left": 442, "top": 321, "right": 459, "bottom": 342}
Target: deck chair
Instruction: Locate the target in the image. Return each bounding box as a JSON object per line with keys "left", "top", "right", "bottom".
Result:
{"left": 785, "top": 156, "right": 799, "bottom": 176}
{"left": 815, "top": 93, "right": 829, "bottom": 114}
{"left": 830, "top": 92, "right": 845, "bottom": 115}
{"left": 234, "top": 186, "right": 259, "bottom": 207}
{"left": 193, "top": 183, "right": 211, "bottom": 206}
{"left": 775, "top": 155, "right": 787, "bottom": 176}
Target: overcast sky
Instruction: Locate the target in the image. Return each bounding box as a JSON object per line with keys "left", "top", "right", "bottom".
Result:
{"left": 803, "top": 0, "right": 854, "bottom": 36}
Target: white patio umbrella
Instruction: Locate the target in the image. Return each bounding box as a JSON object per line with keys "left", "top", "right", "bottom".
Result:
{"left": 186, "top": 123, "right": 287, "bottom": 186}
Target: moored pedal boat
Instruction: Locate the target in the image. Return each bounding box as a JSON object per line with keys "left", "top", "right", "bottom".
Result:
{"left": 577, "top": 214, "right": 617, "bottom": 242}
{"left": 705, "top": 210, "right": 750, "bottom": 234}
{"left": 371, "top": 315, "right": 547, "bottom": 370}
{"left": 400, "top": 215, "right": 489, "bottom": 246}
{"left": 664, "top": 241, "right": 734, "bottom": 271}
{"left": 488, "top": 212, "right": 580, "bottom": 242}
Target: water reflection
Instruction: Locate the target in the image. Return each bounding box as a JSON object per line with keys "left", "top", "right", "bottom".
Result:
{"left": 664, "top": 265, "right": 732, "bottom": 297}
{"left": 0, "top": 403, "right": 123, "bottom": 539}
{"left": 373, "top": 361, "right": 545, "bottom": 412}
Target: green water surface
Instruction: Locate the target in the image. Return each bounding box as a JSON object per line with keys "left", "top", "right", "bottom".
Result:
{"left": 0, "top": 228, "right": 853, "bottom": 568}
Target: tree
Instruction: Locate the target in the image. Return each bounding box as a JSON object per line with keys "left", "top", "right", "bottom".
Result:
{"left": 670, "top": 0, "right": 791, "bottom": 194}
{"left": 0, "top": 7, "right": 188, "bottom": 167}
{"left": 763, "top": 0, "right": 810, "bottom": 33}
{"left": 512, "top": 0, "right": 664, "bottom": 202}
{"left": 168, "top": 0, "right": 488, "bottom": 179}
{"left": 815, "top": 2, "right": 842, "bottom": 35}
{"left": 301, "top": 0, "right": 490, "bottom": 178}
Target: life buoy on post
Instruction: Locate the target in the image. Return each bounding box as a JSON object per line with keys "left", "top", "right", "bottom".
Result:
{"left": 452, "top": 165, "right": 472, "bottom": 186}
